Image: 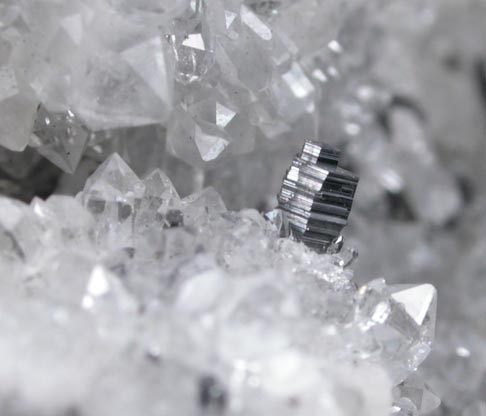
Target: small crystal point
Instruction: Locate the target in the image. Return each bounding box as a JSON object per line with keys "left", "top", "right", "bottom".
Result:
{"left": 143, "top": 169, "right": 179, "bottom": 200}
{"left": 216, "top": 102, "right": 236, "bottom": 128}
{"left": 31, "top": 105, "right": 89, "bottom": 174}
{"left": 182, "top": 187, "right": 226, "bottom": 226}
{"left": 194, "top": 124, "right": 230, "bottom": 162}
{"left": 390, "top": 284, "right": 437, "bottom": 327}
{"left": 395, "top": 374, "right": 441, "bottom": 415}
{"left": 82, "top": 153, "right": 144, "bottom": 200}
{"left": 0, "top": 196, "right": 42, "bottom": 264}
{"left": 224, "top": 10, "right": 237, "bottom": 29}
{"left": 137, "top": 168, "right": 181, "bottom": 227}
{"left": 417, "top": 386, "right": 441, "bottom": 414}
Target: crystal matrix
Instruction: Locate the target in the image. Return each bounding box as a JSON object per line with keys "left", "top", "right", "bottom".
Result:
{"left": 0, "top": 156, "right": 437, "bottom": 416}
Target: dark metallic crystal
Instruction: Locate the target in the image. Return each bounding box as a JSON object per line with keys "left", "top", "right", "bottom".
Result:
{"left": 278, "top": 141, "right": 359, "bottom": 252}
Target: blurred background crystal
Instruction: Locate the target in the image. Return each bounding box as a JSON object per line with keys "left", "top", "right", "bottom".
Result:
{"left": 1, "top": 0, "right": 486, "bottom": 414}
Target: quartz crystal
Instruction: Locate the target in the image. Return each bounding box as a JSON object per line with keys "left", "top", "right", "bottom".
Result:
{"left": 354, "top": 280, "right": 437, "bottom": 384}
{"left": 393, "top": 374, "right": 441, "bottom": 415}
{"left": 30, "top": 105, "right": 89, "bottom": 173}
{"left": 71, "top": 34, "right": 174, "bottom": 131}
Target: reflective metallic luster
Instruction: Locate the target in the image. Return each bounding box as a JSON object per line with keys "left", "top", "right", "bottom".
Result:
{"left": 278, "top": 141, "right": 359, "bottom": 252}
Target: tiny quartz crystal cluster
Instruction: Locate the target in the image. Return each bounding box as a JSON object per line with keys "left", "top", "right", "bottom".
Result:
{"left": 1, "top": 0, "right": 486, "bottom": 415}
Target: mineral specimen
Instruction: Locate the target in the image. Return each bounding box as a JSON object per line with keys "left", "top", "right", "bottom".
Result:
{"left": 1, "top": 0, "right": 486, "bottom": 414}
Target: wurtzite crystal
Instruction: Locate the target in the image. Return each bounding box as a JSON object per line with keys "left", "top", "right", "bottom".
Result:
{"left": 278, "top": 141, "right": 359, "bottom": 252}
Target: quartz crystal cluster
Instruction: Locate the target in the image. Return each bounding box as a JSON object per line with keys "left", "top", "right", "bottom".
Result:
{"left": 1, "top": 0, "right": 486, "bottom": 415}
{"left": 0, "top": 0, "right": 318, "bottom": 175}
{"left": 0, "top": 156, "right": 437, "bottom": 415}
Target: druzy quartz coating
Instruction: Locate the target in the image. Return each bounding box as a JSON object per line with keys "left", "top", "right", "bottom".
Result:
{"left": 278, "top": 141, "right": 359, "bottom": 252}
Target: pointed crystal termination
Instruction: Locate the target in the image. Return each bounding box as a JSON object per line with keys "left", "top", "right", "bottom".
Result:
{"left": 354, "top": 280, "right": 437, "bottom": 385}
{"left": 393, "top": 374, "right": 441, "bottom": 415}
{"left": 278, "top": 140, "right": 359, "bottom": 252}
{"left": 30, "top": 105, "right": 89, "bottom": 174}
{"left": 77, "top": 153, "right": 146, "bottom": 249}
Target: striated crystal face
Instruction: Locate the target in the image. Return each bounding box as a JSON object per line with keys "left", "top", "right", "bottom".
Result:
{"left": 393, "top": 374, "right": 441, "bottom": 415}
